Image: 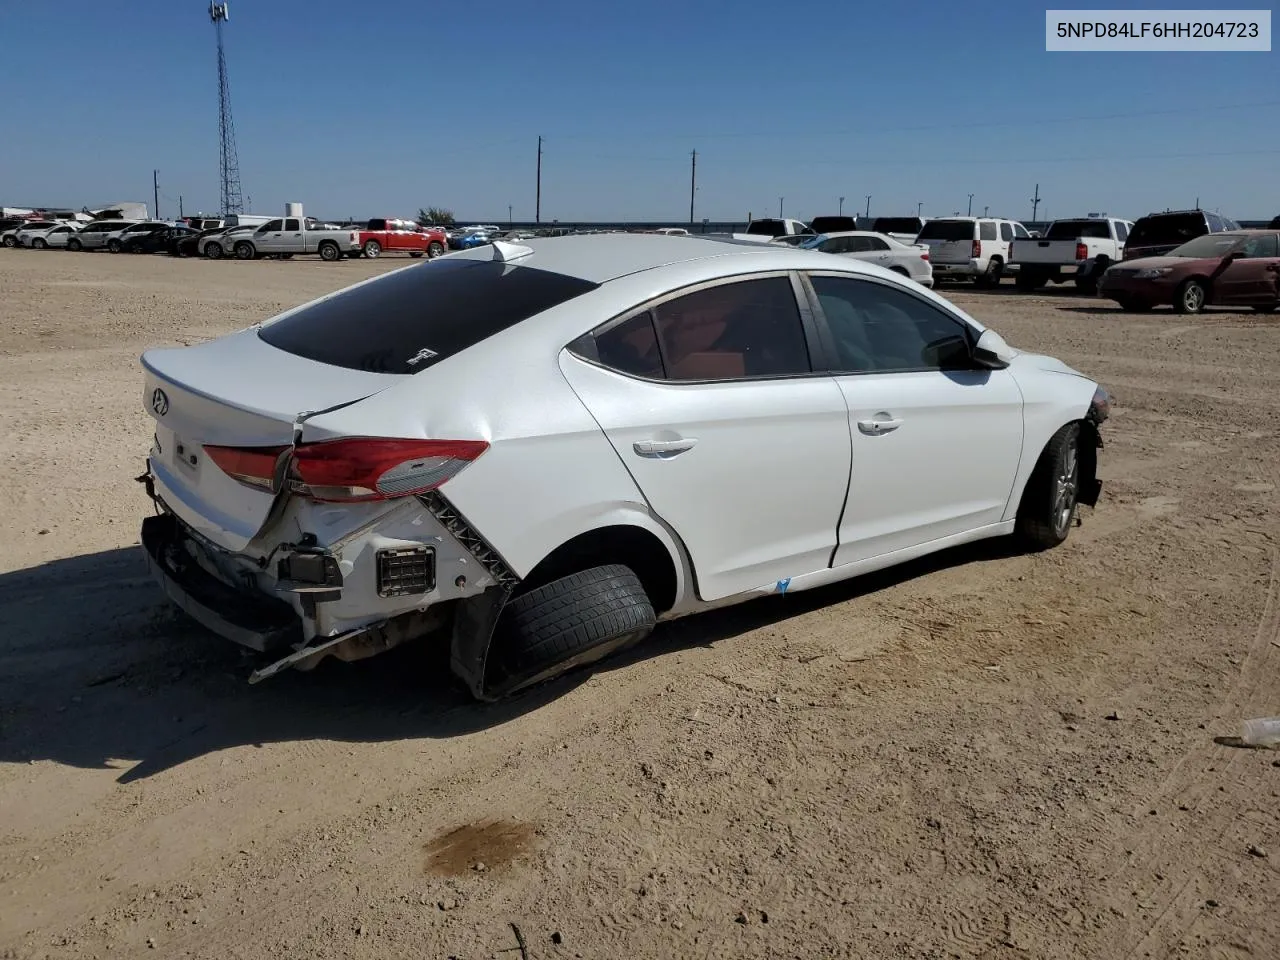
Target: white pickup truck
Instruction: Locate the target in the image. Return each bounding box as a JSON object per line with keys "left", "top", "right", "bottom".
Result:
{"left": 1010, "top": 216, "right": 1134, "bottom": 293}
{"left": 730, "top": 218, "right": 815, "bottom": 244}
{"left": 229, "top": 216, "right": 361, "bottom": 262}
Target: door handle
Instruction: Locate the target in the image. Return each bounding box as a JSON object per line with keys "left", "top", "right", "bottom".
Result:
{"left": 856, "top": 418, "right": 903, "bottom": 435}
{"left": 633, "top": 438, "right": 697, "bottom": 458}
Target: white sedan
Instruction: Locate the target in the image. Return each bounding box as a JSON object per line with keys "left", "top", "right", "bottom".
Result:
{"left": 19, "top": 223, "right": 80, "bottom": 249}
{"left": 137, "top": 234, "right": 1110, "bottom": 699}
{"left": 800, "top": 230, "right": 935, "bottom": 287}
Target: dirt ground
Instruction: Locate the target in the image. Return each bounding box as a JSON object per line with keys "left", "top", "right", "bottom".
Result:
{"left": 1, "top": 248, "right": 1278, "bottom": 960}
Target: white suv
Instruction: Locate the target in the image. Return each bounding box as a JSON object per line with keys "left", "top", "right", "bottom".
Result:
{"left": 915, "top": 217, "right": 1032, "bottom": 286}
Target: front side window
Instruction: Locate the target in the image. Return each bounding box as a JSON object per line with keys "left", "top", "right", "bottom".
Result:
{"left": 810, "top": 275, "right": 973, "bottom": 373}
{"left": 259, "top": 219, "right": 284, "bottom": 232}
{"left": 651, "top": 277, "right": 811, "bottom": 381}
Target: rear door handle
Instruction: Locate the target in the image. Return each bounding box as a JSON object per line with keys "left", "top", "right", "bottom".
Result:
{"left": 633, "top": 438, "right": 698, "bottom": 458}
{"left": 856, "top": 418, "right": 903, "bottom": 435}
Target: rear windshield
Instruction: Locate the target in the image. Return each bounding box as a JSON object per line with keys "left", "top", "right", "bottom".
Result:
{"left": 1126, "top": 213, "right": 1206, "bottom": 248}
{"left": 1045, "top": 219, "right": 1113, "bottom": 239}
{"left": 917, "top": 220, "right": 974, "bottom": 241}
{"left": 873, "top": 217, "right": 923, "bottom": 234}
{"left": 745, "top": 219, "right": 786, "bottom": 237}
{"left": 257, "top": 258, "right": 599, "bottom": 374}
{"left": 810, "top": 216, "right": 858, "bottom": 234}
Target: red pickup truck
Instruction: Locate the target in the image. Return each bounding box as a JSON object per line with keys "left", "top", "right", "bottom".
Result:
{"left": 357, "top": 218, "right": 447, "bottom": 259}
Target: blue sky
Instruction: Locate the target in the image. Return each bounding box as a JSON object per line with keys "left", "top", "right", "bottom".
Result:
{"left": 2, "top": 1, "right": 1277, "bottom": 223}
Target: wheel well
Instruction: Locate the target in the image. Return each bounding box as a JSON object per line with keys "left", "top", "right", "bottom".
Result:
{"left": 890, "top": 265, "right": 909, "bottom": 275}
{"left": 519, "top": 525, "right": 678, "bottom": 614}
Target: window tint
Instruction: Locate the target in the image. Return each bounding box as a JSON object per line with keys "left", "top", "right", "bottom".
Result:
{"left": 980, "top": 221, "right": 997, "bottom": 241}
{"left": 999, "top": 222, "right": 1014, "bottom": 241}
{"left": 258, "top": 260, "right": 599, "bottom": 374}
{"left": 367, "top": 218, "right": 387, "bottom": 230}
{"left": 1239, "top": 233, "right": 1279, "bottom": 258}
{"left": 586, "top": 311, "right": 665, "bottom": 379}
{"left": 1046, "top": 219, "right": 1112, "bottom": 239}
{"left": 745, "top": 219, "right": 786, "bottom": 237}
{"left": 917, "top": 220, "right": 973, "bottom": 241}
{"left": 810, "top": 275, "right": 972, "bottom": 374}
{"left": 1115, "top": 222, "right": 1129, "bottom": 241}
{"left": 260, "top": 219, "right": 284, "bottom": 232}
{"left": 872, "top": 217, "right": 924, "bottom": 235}
{"left": 1127, "top": 213, "right": 1208, "bottom": 247}
{"left": 651, "top": 277, "right": 810, "bottom": 380}
{"left": 865, "top": 236, "right": 890, "bottom": 251}
{"left": 1013, "top": 222, "right": 1031, "bottom": 238}
{"left": 1205, "top": 213, "right": 1223, "bottom": 231}
{"left": 284, "top": 218, "right": 300, "bottom": 231}
{"left": 810, "top": 216, "right": 858, "bottom": 234}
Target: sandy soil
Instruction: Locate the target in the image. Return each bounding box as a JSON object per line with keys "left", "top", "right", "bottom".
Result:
{"left": 1, "top": 248, "right": 1278, "bottom": 960}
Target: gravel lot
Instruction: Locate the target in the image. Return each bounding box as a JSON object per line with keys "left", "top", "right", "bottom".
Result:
{"left": 1, "top": 249, "right": 1278, "bottom": 960}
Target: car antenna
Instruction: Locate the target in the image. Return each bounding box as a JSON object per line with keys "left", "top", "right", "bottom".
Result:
{"left": 490, "top": 240, "right": 534, "bottom": 262}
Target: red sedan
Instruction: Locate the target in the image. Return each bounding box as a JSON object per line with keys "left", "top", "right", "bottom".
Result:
{"left": 1098, "top": 229, "right": 1280, "bottom": 314}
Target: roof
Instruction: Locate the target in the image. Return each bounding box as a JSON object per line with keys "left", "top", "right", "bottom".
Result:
{"left": 442, "top": 232, "right": 785, "bottom": 284}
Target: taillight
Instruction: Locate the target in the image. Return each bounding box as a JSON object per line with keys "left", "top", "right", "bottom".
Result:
{"left": 203, "top": 438, "right": 487, "bottom": 501}
{"left": 1075, "top": 242, "right": 1088, "bottom": 261}
{"left": 972, "top": 239, "right": 981, "bottom": 258}
{"left": 204, "top": 444, "right": 287, "bottom": 492}
{"left": 288, "top": 437, "right": 488, "bottom": 502}
{"left": 920, "top": 252, "right": 930, "bottom": 261}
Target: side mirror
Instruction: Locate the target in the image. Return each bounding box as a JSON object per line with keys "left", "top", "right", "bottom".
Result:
{"left": 973, "top": 328, "right": 1016, "bottom": 369}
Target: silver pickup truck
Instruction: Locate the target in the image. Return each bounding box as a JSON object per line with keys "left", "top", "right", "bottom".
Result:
{"left": 229, "top": 216, "right": 361, "bottom": 262}
{"left": 1010, "top": 216, "right": 1134, "bottom": 294}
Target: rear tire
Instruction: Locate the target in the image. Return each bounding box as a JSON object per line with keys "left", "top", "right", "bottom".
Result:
{"left": 1174, "top": 278, "right": 1207, "bottom": 315}
{"left": 976, "top": 258, "right": 1003, "bottom": 288}
{"left": 107, "top": 239, "right": 121, "bottom": 253}
{"left": 67, "top": 238, "right": 82, "bottom": 251}
{"left": 33, "top": 238, "right": 47, "bottom": 249}
{"left": 487, "top": 564, "right": 656, "bottom": 695}
{"left": 2, "top": 235, "right": 16, "bottom": 248}
{"left": 1015, "top": 422, "right": 1081, "bottom": 551}
{"left": 318, "top": 241, "right": 341, "bottom": 262}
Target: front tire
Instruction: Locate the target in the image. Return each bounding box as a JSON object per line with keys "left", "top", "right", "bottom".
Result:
{"left": 318, "top": 241, "right": 341, "bottom": 261}
{"left": 1015, "top": 422, "right": 1081, "bottom": 551}
{"left": 234, "top": 241, "right": 256, "bottom": 260}
{"left": 2, "top": 235, "right": 17, "bottom": 248}
{"left": 33, "top": 238, "right": 47, "bottom": 249}
{"left": 1174, "top": 278, "right": 1207, "bottom": 315}
{"left": 205, "top": 242, "right": 224, "bottom": 259}
{"left": 427, "top": 241, "right": 445, "bottom": 258}
{"left": 363, "top": 239, "right": 381, "bottom": 258}
{"left": 107, "top": 239, "right": 122, "bottom": 253}
{"left": 67, "top": 238, "right": 82, "bottom": 251}
{"left": 487, "top": 564, "right": 656, "bottom": 696}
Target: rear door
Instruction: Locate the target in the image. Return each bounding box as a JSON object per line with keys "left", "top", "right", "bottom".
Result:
{"left": 560, "top": 272, "right": 852, "bottom": 600}
{"left": 802, "top": 271, "right": 1023, "bottom": 564}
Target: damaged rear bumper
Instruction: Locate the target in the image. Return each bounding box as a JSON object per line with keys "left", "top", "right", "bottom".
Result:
{"left": 141, "top": 512, "right": 303, "bottom": 652}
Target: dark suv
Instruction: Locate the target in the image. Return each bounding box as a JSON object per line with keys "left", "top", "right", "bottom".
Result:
{"left": 1123, "top": 209, "right": 1241, "bottom": 260}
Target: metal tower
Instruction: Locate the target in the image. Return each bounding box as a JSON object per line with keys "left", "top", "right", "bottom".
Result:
{"left": 210, "top": 2, "right": 244, "bottom": 216}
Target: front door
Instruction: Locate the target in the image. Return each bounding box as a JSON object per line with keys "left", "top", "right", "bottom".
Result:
{"left": 254, "top": 218, "right": 285, "bottom": 253}
{"left": 559, "top": 273, "right": 852, "bottom": 600}
{"left": 1215, "top": 232, "right": 1280, "bottom": 304}
{"left": 802, "top": 272, "right": 1024, "bottom": 565}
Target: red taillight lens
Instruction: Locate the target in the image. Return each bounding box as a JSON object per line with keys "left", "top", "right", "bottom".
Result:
{"left": 289, "top": 437, "right": 488, "bottom": 502}
{"left": 1075, "top": 242, "right": 1088, "bottom": 261}
{"left": 203, "top": 444, "right": 288, "bottom": 491}
{"left": 972, "top": 239, "right": 981, "bottom": 258}
{"left": 920, "top": 252, "right": 930, "bottom": 261}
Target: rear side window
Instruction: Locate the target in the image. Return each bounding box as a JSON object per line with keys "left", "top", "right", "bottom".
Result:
{"left": 1127, "top": 213, "right": 1207, "bottom": 248}
{"left": 980, "top": 222, "right": 998, "bottom": 241}
{"left": 1115, "top": 222, "right": 1129, "bottom": 241}
{"left": 589, "top": 312, "right": 665, "bottom": 379}
{"left": 917, "top": 220, "right": 974, "bottom": 241}
{"left": 999, "top": 222, "right": 1013, "bottom": 241}
{"left": 258, "top": 259, "right": 599, "bottom": 374}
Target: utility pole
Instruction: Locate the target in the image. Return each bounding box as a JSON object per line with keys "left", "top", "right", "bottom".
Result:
{"left": 865, "top": 194, "right": 871, "bottom": 217}
{"left": 917, "top": 201, "right": 923, "bottom": 216}
{"left": 778, "top": 197, "right": 783, "bottom": 217}
{"left": 689, "top": 149, "right": 697, "bottom": 225}
{"left": 1194, "top": 196, "right": 1200, "bottom": 209}
{"left": 839, "top": 196, "right": 845, "bottom": 216}
{"left": 153, "top": 170, "right": 160, "bottom": 220}
{"left": 535, "top": 135, "right": 542, "bottom": 225}
{"left": 179, "top": 195, "right": 184, "bottom": 219}
{"left": 983, "top": 205, "right": 989, "bottom": 216}
{"left": 508, "top": 204, "right": 512, "bottom": 227}
{"left": 967, "top": 193, "right": 974, "bottom": 216}
{"left": 1030, "top": 183, "right": 1041, "bottom": 222}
